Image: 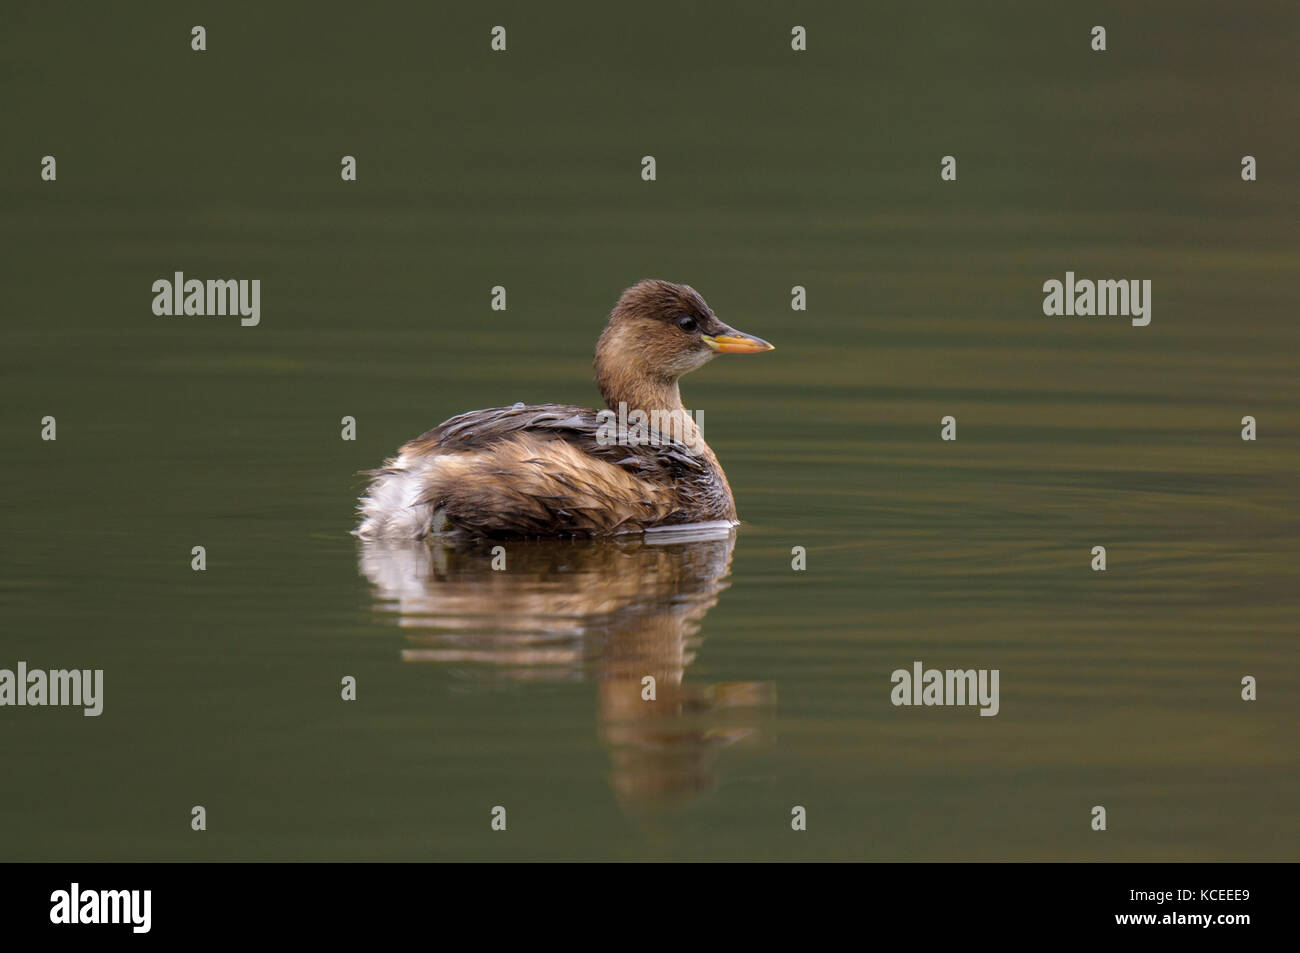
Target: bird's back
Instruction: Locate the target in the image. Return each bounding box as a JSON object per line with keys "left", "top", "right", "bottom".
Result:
{"left": 355, "top": 403, "right": 734, "bottom": 539}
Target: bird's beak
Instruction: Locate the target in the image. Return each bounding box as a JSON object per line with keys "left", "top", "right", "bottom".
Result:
{"left": 703, "top": 324, "right": 775, "bottom": 354}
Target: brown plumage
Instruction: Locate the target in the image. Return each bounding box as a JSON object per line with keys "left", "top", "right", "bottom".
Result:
{"left": 355, "top": 279, "right": 774, "bottom": 539}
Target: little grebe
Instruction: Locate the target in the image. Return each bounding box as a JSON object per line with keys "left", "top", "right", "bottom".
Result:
{"left": 355, "top": 280, "right": 774, "bottom": 539}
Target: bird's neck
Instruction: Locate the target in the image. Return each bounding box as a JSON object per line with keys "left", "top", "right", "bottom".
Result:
{"left": 601, "top": 374, "right": 682, "bottom": 415}
{"left": 599, "top": 373, "right": 710, "bottom": 458}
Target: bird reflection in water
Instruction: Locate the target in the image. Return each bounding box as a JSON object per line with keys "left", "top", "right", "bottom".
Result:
{"left": 357, "top": 523, "right": 773, "bottom": 812}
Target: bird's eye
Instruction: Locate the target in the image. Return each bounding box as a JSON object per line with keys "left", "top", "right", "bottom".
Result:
{"left": 677, "top": 316, "right": 699, "bottom": 333}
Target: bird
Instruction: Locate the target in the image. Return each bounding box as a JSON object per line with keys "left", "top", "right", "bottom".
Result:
{"left": 355, "top": 279, "right": 774, "bottom": 539}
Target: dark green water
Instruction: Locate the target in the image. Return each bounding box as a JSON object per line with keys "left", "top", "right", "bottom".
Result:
{"left": 1, "top": 2, "right": 1296, "bottom": 860}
